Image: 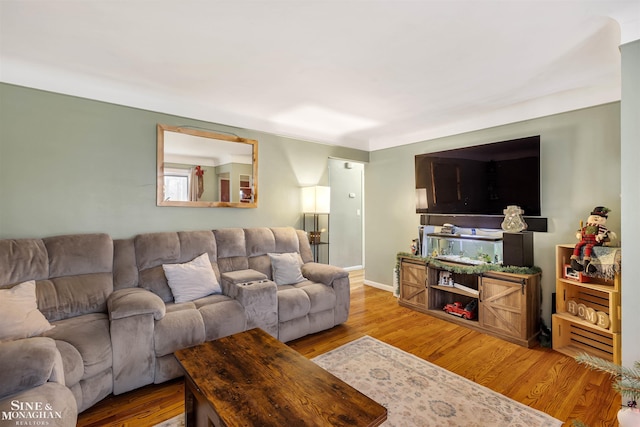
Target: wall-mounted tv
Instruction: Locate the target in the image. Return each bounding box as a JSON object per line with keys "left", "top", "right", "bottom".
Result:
{"left": 415, "top": 135, "right": 541, "bottom": 216}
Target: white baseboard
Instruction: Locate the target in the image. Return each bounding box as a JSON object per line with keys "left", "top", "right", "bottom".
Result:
{"left": 363, "top": 279, "right": 394, "bottom": 293}
{"left": 344, "top": 265, "right": 364, "bottom": 271}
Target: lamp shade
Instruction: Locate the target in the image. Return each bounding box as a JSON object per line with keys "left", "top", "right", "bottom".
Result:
{"left": 302, "top": 186, "right": 330, "bottom": 213}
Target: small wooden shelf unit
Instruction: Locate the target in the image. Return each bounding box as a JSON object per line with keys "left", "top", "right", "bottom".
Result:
{"left": 398, "top": 256, "right": 541, "bottom": 348}
{"left": 552, "top": 244, "right": 621, "bottom": 364}
{"left": 303, "top": 213, "right": 329, "bottom": 264}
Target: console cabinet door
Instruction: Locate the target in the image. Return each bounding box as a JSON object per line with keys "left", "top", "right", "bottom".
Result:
{"left": 479, "top": 275, "right": 527, "bottom": 340}
{"left": 400, "top": 260, "right": 427, "bottom": 309}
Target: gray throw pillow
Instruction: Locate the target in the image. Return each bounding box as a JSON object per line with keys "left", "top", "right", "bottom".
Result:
{"left": 268, "top": 252, "right": 305, "bottom": 285}
{"left": 162, "top": 253, "right": 221, "bottom": 303}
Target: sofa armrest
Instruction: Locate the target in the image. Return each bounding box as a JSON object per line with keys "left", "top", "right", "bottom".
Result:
{"left": 108, "top": 287, "right": 166, "bottom": 321}
{"left": 108, "top": 288, "right": 167, "bottom": 394}
{"left": 226, "top": 278, "right": 278, "bottom": 337}
{"left": 302, "top": 262, "right": 350, "bottom": 325}
{"left": 221, "top": 269, "right": 269, "bottom": 297}
{"left": 0, "top": 337, "right": 64, "bottom": 400}
{"left": 220, "top": 270, "right": 277, "bottom": 336}
{"left": 0, "top": 382, "right": 78, "bottom": 427}
{"left": 301, "top": 262, "right": 349, "bottom": 286}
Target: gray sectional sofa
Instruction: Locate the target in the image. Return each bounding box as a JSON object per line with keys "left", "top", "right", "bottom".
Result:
{"left": 0, "top": 227, "right": 350, "bottom": 426}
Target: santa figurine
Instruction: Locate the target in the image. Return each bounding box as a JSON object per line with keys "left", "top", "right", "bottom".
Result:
{"left": 570, "top": 206, "right": 613, "bottom": 274}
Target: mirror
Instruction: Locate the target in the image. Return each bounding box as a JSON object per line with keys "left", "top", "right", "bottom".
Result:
{"left": 157, "top": 124, "right": 258, "bottom": 208}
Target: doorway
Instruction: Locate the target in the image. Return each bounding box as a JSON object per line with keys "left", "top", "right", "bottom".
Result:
{"left": 220, "top": 178, "right": 230, "bottom": 202}
{"left": 328, "top": 159, "right": 364, "bottom": 269}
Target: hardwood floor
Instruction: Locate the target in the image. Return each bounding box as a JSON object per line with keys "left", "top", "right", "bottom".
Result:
{"left": 78, "top": 272, "right": 620, "bottom": 427}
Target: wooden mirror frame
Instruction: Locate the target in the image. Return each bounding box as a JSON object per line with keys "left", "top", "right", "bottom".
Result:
{"left": 157, "top": 124, "right": 258, "bottom": 208}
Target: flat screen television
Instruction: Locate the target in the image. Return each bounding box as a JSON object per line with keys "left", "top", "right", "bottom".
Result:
{"left": 415, "top": 135, "right": 541, "bottom": 216}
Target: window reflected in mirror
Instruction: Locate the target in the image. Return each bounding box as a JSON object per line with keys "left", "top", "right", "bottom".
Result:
{"left": 157, "top": 124, "right": 258, "bottom": 208}
{"left": 164, "top": 168, "right": 191, "bottom": 202}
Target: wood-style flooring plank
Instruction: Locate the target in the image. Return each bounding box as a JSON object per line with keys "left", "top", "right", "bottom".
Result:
{"left": 78, "top": 272, "right": 620, "bottom": 427}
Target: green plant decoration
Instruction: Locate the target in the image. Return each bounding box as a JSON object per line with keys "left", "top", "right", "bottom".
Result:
{"left": 396, "top": 252, "right": 541, "bottom": 276}
{"left": 572, "top": 353, "right": 640, "bottom": 426}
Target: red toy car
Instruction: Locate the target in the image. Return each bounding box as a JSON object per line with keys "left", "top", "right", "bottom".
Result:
{"left": 443, "top": 300, "right": 477, "bottom": 320}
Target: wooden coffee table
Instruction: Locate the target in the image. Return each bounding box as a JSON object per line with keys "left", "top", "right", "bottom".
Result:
{"left": 175, "top": 328, "right": 387, "bottom": 427}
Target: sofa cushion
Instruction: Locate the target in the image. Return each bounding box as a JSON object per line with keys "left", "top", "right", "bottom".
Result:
{"left": 162, "top": 253, "right": 221, "bottom": 303}
{"left": 77, "top": 368, "right": 113, "bottom": 413}
{"left": 0, "top": 234, "right": 115, "bottom": 322}
{"left": 154, "top": 309, "right": 205, "bottom": 357}
{"left": 295, "top": 281, "right": 337, "bottom": 314}
{"left": 192, "top": 293, "right": 237, "bottom": 308}
{"left": 271, "top": 227, "right": 301, "bottom": 253}
{"left": 139, "top": 266, "right": 174, "bottom": 303}
{"left": 134, "top": 232, "right": 222, "bottom": 303}
{"left": 214, "top": 228, "right": 249, "bottom": 273}
{"left": 198, "top": 299, "right": 247, "bottom": 341}
{"left": 165, "top": 301, "right": 197, "bottom": 313}
{"left": 0, "top": 281, "right": 54, "bottom": 341}
{"left": 38, "top": 273, "right": 114, "bottom": 321}
{"left": 135, "top": 232, "right": 180, "bottom": 271}
{"left": 19, "top": 234, "right": 115, "bottom": 322}
{"left": 247, "top": 255, "right": 272, "bottom": 279}
{"left": 55, "top": 339, "right": 84, "bottom": 387}
{"left": 278, "top": 316, "right": 310, "bottom": 343}
{"left": 43, "top": 234, "right": 113, "bottom": 278}
{"left": 213, "top": 228, "right": 246, "bottom": 258}
{"left": 177, "top": 231, "right": 217, "bottom": 263}
{"left": 268, "top": 253, "right": 304, "bottom": 285}
{"left": 0, "top": 238, "right": 48, "bottom": 286}
{"left": 296, "top": 229, "right": 314, "bottom": 264}
{"left": 245, "top": 228, "right": 276, "bottom": 256}
{"left": 113, "top": 238, "right": 138, "bottom": 290}
{"left": 277, "top": 287, "right": 311, "bottom": 322}
{"left": 43, "top": 313, "right": 112, "bottom": 380}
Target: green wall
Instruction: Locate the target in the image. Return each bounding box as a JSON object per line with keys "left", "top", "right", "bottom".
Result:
{"left": 365, "top": 103, "right": 621, "bottom": 325}
{"left": 0, "top": 82, "right": 625, "bottom": 330}
{"left": 0, "top": 83, "right": 369, "bottom": 239}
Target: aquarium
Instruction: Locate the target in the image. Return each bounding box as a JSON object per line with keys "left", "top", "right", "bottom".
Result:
{"left": 426, "top": 233, "right": 503, "bottom": 265}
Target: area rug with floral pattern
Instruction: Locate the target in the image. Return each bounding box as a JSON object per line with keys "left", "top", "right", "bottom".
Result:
{"left": 311, "top": 336, "right": 562, "bottom": 427}
{"left": 156, "top": 336, "right": 561, "bottom": 427}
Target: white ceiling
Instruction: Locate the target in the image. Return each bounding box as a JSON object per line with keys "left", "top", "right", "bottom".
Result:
{"left": 1, "top": 0, "right": 639, "bottom": 152}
